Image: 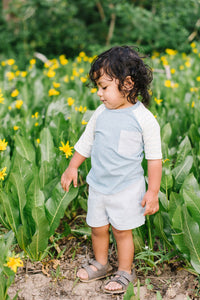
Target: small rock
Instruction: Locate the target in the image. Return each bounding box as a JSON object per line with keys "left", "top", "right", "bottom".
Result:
{"left": 166, "top": 287, "right": 177, "bottom": 299}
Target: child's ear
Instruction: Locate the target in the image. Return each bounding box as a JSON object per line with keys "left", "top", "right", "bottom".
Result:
{"left": 123, "top": 76, "right": 134, "bottom": 91}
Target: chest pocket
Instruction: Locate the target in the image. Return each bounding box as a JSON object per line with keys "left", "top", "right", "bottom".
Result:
{"left": 118, "top": 130, "right": 142, "bottom": 157}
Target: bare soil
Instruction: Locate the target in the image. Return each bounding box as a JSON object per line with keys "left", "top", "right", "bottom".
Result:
{"left": 8, "top": 235, "right": 200, "bottom": 300}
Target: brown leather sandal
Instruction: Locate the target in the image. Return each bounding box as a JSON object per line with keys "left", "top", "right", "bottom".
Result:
{"left": 77, "top": 259, "right": 113, "bottom": 283}
{"left": 104, "top": 269, "right": 137, "bottom": 294}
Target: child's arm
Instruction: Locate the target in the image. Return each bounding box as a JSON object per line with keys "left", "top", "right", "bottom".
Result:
{"left": 141, "top": 159, "right": 162, "bottom": 216}
{"left": 61, "top": 151, "right": 87, "bottom": 192}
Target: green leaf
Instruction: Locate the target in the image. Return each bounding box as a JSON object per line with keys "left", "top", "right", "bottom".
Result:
{"left": 169, "top": 192, "right": 183, "bottom": 221}
{"left": 39, "top": 161, "right": 55, "bottom": 189}
{"left": 39, "top": 128, "right": 56, "bottom": 163}
{"left": 181, "top": 173, "right": 200, "bottom": 195}
{"left": 174, "top": 136, "right": 192, "bottom": 167}
{"left": 49, "top": 113, "right": 67, "bottom": 145}
{"left": 15, "top": 135, "right": 36, "bottom": 163}
{"left": 123, "top": 282, "right": 135, "bottom": 299}
{"left": 154, "top": 212, "right": 173, "bottom": 249}
{"left": 45, "top": 183, "right": 78, "bottom": 236}
{"left": 172, "top": 155, "right": 193, "bottom": 190}
{"left": 183, "top": 189, "right": 200, "bottom": 225}
{"left": 161, "top": 123, "right": 172, "bottom": 144}
{"left": 132, "top": 227, "right": 145, "bottom": 254}
{"left": 71, "top": 227, "right": 91, "bottom": 237}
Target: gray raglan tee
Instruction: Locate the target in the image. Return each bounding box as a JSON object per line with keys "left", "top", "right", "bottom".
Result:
{"left": 75, "top": 101, "right": 162, "bottom": 194}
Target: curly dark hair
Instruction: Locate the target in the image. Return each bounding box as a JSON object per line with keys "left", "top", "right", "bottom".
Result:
{"left": 89, "top": 46, "right": 153, "bottom": 106}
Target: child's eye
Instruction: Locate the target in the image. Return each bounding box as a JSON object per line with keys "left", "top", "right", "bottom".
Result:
{"left": 102, "top": 86, "right": 107, "bottom": 90}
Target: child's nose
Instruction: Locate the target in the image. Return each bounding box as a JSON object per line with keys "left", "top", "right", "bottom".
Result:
{"left": 97, "top": 88, "right": 102, "bottom": 97}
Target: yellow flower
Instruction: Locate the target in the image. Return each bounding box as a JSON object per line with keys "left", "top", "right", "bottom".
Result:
{"left": 36, "top": 138, "right": 40, "bottom": 144}
{"left": 81, "top": 120, "right": 88, "bottom": 125}
{"left": 32, "top": 111, "right": 39, "bottom": 119}
{"left": 1, "top": 61, "right": 6, "bottom": 66}
{"left": 154, "top": 97, "right": 163, "bottom": 105}
{"left": 165, "top": 49, "right": 177, "bottom": 56}
{"left": 48, "top": 88, "right": 60, "bottom": 96}
{"left": 8, "top": 106, "right": 12, "bottom": 110}
{"left": 13, "top": 126, "right": 19, "bottom": 131}
{"left": 171, "top": 83, "right": 179, "bottom": 88}
{"left": 67, "top": 97, "right": 75, "bottom": 106}
{"left": 15, "top": 100, "right": 23, "bottom": 109}
{"left": 190, "top": 42, "right": 196, "bottom": 48}
{"left": 179, "top": 65, "right": 184, "bottom": 70}
{"left": 64, "top": 75, "right": 69, "bottom": 83}
{"left": 6, "top": 72, "right": 15, "bottom": 81}
{"left": 0, "top": 167, "right": 7, "bottom": 180}
{"left": 70, "top": 76, "right": 75, "bottom": 81}
{"left": 192, "top": 48, "right": 198, "bottom": 54}
{"left": 80, "top": 77, "right": 87, "bottom": 83}
{"left": 30, "top": 59, "right": 36, "bottom": 65}
{"left": 79, "top": 51, "right": 86, "bottom": 58}
{"left": 0, "top": 90, "right": 4, "bottom": 104}
{"left": 171, "top": 68, "right": 176, "bottom": 74}
{"left": 77, "top": 57, "right": 82, "bottom": 63}
{"left": 162, "top": 158, "right": 170, "bottom": 164}
{"left": 21, "top": 71, "right": 27, "bottom": 77}
{"left": 53, "top": 82, "right": 60, "bottom": 88}
{"left": 59, "top": 55, "right": 68, "bottom": 65}
{"left": 196, "top": 76, "right": 200, "bottom": 82}
{"left": 6, "top": 256, "right": 23, "bottom": 273}
{"left": 72, "top": 69, "right": 79, "bottom": 77}
{"left": 59, "top": 141, "right": 73, "bottom": 158}
{"left": 0, "top": 139, "right": 8, "bottom": 151}
{"left": 185, "top": 61, "right": 191, "bottom": 68}
{"left": 7, "top": 59, "right": 15, "bottom": 65}
{"left": 47, "top": 69, "right": 56, "bottom": 78}
{"left": 191, "top": 101, "right": 195, "bottom": 108}
{"left": 79, "top": 68, "right": 84, "bottom": 73}
{"left": 90, "top": 88, "right": 97, "bottom": 93}
{"left": 11, "top": 89, "right": 19, "bottom": 97}
{"left": 35, "top": 122, "right": 39, "bottom": 127}
{"left": 15, "top": 70, "right": 20, "bottom": 76}
{"left": 164, "top": 80, "right": 171, "bottom": 88}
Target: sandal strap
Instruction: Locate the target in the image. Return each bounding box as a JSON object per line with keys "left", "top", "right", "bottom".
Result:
{"left": 82, "top": 259, "right": 111, "bottom": 280}
{"left": 108, "top": 270, "right": 136, "bottom": 288}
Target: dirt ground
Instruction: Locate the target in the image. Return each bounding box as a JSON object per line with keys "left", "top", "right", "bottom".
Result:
{"left": 8, "top": 235, "right": 200, "bottom": 300}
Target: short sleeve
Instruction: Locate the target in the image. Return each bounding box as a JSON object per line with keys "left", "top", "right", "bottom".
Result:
{"left": 132, "top": 103, "right": 162, "bottom": 160}
{"left": 74, "top": 104, "right": 105, "bottom": 158}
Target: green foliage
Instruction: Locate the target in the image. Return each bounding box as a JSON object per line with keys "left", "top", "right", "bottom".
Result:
{"left": 0, "top": 0, "right": 199, "bottom": 65}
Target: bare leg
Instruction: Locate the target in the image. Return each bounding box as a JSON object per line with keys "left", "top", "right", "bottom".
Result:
{"left": 77, "top": 224, "right": 110, "bottom": 280}
{"left": 104, "top": 226, "right": 134, "bottom": 291}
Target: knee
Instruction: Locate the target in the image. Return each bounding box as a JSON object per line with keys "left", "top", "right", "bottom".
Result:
{"left": 112, "top": 226, "right": 132, "bottom": 239}
{"left": 92, "top": 224, "right": 110, "bottom": 237}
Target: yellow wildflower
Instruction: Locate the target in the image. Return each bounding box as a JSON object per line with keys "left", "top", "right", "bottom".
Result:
{"left": 72, "top": 69, "right": 79, "bottom": 77}
{"left": 8, "top": 106, "right": 12, "bottom": 110}
{"left": 11, "top": 89, "right": 19, "bottom": 97}
{"left": 6, "top": 72, "right": 15, "bottom": 81}
{"left": 21, "top": 71, "right": 27, "bottom": 77}
{"left": 1, "top": 61, "right": 6, "bottom": 66}
{"left": 64, "top": 75, "right": 69, "bottom": 83}
{"left": 36, "top": 138, "right": 40, "bottom": 144}
{"left": 15, "top": 71, "right": 20, "bottom": 76}
{"left": 53, "top": 82, "right": 60, "bottom": 88}
{"left": 59, "top": 141, "right": 73, "bottom": 158}
{"left": 185, "top": 61, "right": 191, "bottom": 68}
{"left": 13, "top": 126, "right": 19, "bottom": 131}
{"left": 48, "top": 88, "right": 60, "bottom": 96}
{"left": 83, "top": 56, "right": 89, "bottom": 62}
{"left": 190, "top": 42, "right": 196, "bottom": 48}
{"left": 171, "top": 68, "right": 176, "bottom": 74}
{"left": 0, "top": 139, "right": 8, "bottom": 151}
{"left": 81, "top": 77, "right": 87, "bottom": 83}
{"left": 79, "top": 51, "right": 86, "bottom": 58}
{"left": 196, "top": 76, "right": 200, "bottom": 82}
{"left": 47, "top": 69, "right": 56, "bottom": 78}
{"left": 7, "top": 59, "right": 15, "bottom": 66}
{"left": 165, "top": 49, "right": 178, "bottom": 56}
{"left": 35, "top": 122, "right": 39, "bottom": 127}
{"left": 0, "top": 89, "right": 4, "bottom": 104}
{"left": 191, "top": 101, "right": 195, "bottom": 108}
{"left": 162, "top": 158, "right": 170, "bottom": 164}
{"left": 164, "top": 80, "right": 171, "bottom": 88}
{"left": 81, "top": 120, "right": 88, "bottom": 125}
{"left": 32, "top": 112, "right": 39, "bottom": 119}
{"left": 91, "top": 88, "right": 97, "bottom": 93}
{"left": 79, "top": 68, "right": 84, "bottom": 74}
{"left": 192, "top": 48, "right": 198, "bottom": 54}
{"left": 179, "top": 65, "right": 184, "bottom": 70}
{"left": 6, "top": 256, "right": 23, "bottom": 273}
{"left": 154, "top": 97, "right": 163, "bottom": 105}
{"left": 15, "top": 100, "right": 23, "bottom": 109}
{"left": 0, "top": 167, "right": 7, "bottom": 180}
{"left": 67, "top": 97, "right": 75, "bottom": 106}
{"left": 59, "top": 55, "right": 68, "bottom": 65}
{"left": 77, "top": 57, "right": 82, "bottom": 63}
{"left": 70, "top": 76, "right": 75, "bottom": 81}
{"left": 30, "top": 59, "right": 36, "bottom": 65}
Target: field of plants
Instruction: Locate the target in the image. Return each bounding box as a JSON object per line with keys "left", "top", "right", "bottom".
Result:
{"left": 0, "top": 43, "right": 200, "bottom": 299}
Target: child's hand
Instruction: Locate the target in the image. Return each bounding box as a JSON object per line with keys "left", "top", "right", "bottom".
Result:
{"left": 61, "top": 167, "right": 78, "bottom": 192}
{"left": 141, "top": 190, "right": 159, "bottom": 216}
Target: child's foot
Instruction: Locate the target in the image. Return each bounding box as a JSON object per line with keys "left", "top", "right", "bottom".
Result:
{"left": 104, "top": 270, "right": 136, "bottom": 294}
{"left": 77, "top": 259, "right": 113, "bottom": 282}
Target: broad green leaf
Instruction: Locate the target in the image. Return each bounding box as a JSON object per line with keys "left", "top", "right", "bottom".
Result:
{"left": 15, "top": 135, "right": 35, "bottom": 163}
{"left": 181, "top": 173, "right": 200, "bottom": 196}
{"left": 16, "top": 224, "right": 31, "bottom": 252}
{"left": 39, "top": 128, "right": 56, "bottom": 163}
{"left": 39, "top": 161, "right": 54, "bottom": 189}
{"left": 169, "top": 192, "right": 183, "bottom": 221}
{"left": 183, "top": 189, "right": 200, "bottom": 225}
{"left": 182, "top": 206, "right": 200, "bottom": 273}
{"left": 161, "top": 123, "right": 172, "bottom": 144}
{"left": 158, "top": 190, "right": 168, "bottom": 211}
{"left": 160, "top": 168, "right": 173, "bottom": 192}
{"left": 33, "top": 77, "right": 44, "bottom": 108}
{"left": 71, "top": 227, "right": 91, "bottom": 237}
{"left": 45, "top": 183, "right": 78, "bottom": 236}
{"left": 174, "top": 136, "right": 192, "bottom": 167}
{"left": 172, "top": 206, "right": 190, "bottom": 260}
{"left": 154, "top": 212, "right": 173, "bottom": 249}
{"left": 0, "top": 190, "right": 19, "bottom": 234}
{"left": 45, "top": 98, "right": 69, "bottom": 124}
{"left": 132, "top": 227, "right": 145, "bottom": 253}
{"left": 26, "top": 176, "right": 50, "bottom": 260}
{"left": 49, "top": 113, "right": 67, "bottom": 145}
{"left": 172, "top": 155, "right": 193, "bottom": 190}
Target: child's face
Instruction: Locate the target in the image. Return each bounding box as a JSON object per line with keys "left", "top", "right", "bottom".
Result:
{"left": 96, "top": 73, "right": 133, "bottom": 110}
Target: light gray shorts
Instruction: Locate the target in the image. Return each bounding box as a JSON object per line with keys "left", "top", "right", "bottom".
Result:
{"left": 86, "top": 177, "right": 146, "bottom": 230}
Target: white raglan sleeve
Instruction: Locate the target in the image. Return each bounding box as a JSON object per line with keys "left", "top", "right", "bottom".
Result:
{"left": 133, "top": 103, "right": 162, "bottom": 160}
{"left": 74, "top": 104, "right": 105, "bottom": 158}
